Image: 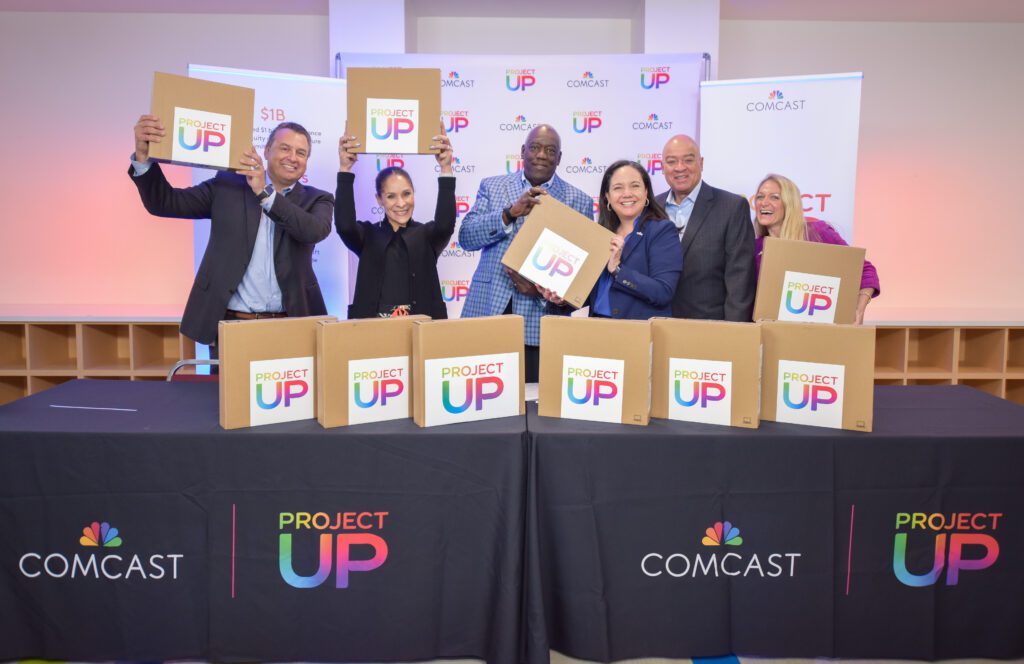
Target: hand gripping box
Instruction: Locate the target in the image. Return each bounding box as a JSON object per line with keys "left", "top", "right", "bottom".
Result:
{"left": 538, "top": 316, "right": 651, "bottom": 426}
{"left": 753, "top": 236, "right": 866, "bottom": 325}
{"left": 650, "top": 318, "right": 761, "bottom": 428}
{"left": 317, "top": 316, "right": 429, "bottom": 428}
{"left": 501, "top": 196, "right": 613, "bottom": 309}
{"left": 412, "top": 315, "right": 524, "bottom": 427}
{"left": 149, "top": 72, "right": 255, "bottom": 171}
{"left": 346, "top": 67, "right": 442, "bottom": 155}
{"left": 219, "top": 316, "right": 335, "bottom": 430}
{"left": 761, "top": 321, "right": 875, "bottom": 432}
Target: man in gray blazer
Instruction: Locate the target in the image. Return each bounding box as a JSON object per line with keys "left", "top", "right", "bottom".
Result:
{"left": 654, "top": 134, "right": 756, "bottom": 321}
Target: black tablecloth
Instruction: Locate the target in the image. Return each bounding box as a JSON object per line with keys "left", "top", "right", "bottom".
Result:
{"left": 0, "top": 379, "right": 528, "bottom": 663}
{"left": 524, "top": 386, "right": 1024, "bottom": 662}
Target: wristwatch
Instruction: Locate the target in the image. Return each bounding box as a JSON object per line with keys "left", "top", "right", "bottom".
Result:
{"left": 257, "top": 184, "right": 274, "bottom": 203}
{"left": 502, "top": 206, "right": 515, "bottom": 225}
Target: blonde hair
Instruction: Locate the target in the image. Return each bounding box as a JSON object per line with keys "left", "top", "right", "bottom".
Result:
{"left": 755, "top": 173, "right": 816, "bottom": 241}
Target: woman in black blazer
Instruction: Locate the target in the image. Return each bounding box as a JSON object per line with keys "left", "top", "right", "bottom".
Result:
{"left": 335, "top": 124, "right": 455, "bottom": 319}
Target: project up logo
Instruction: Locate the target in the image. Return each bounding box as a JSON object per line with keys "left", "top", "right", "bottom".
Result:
{"left": 778, "top": 270, "right": 840, "bottom": 324}
{"left": 893, "top": 511, "right": 1002, "bottom": 587}
{"left": 19, "top": 521, "right": 184, "bottom": 581}
{"left": 518, "top": 228, "right": 587, "bottom": 297}
{"left": 171, "top": 106, "right": 231, "bottom": 169}
{"left": 642, "top": 520, "right": 801, "bottom": 579}
{"left": 279, "top": 510, "right": 389, "bottom": 589}
{"left": 441, "top": 279, "right": 470, "bottom": 303}
{"left": 376, "top": 154, "right": 405, "bottom": 171}
{"left": 637, "top": 152, "right": 663, "bottom": 176}
{"left": 365, "top": 97, "right": 419, "bottom": 153}
{"left": 423, "top": 352, "right": 520, "bottom": 426}
{"left": 506, "top": 68, "right": 536, "bottom": 92}
{"left": 561, "top": 355, "right": 624, "bottom": 424}
{"left": 572, "top": 110, "right": 603, "bottom": 134}
{"left": 640, "top": 66, "right": 671, "bottom": 89}
{"left": 348, "top": 356, "right": 408, "bottom": 425}
{"left": 443, "top": 109, "right": 470, "bottom": 133}
{"left": 250, "top": 357, "right": 315, "bottom": 426}
{"left": 776, "top": 359, "right": 843, "bottom": 429}
{"left": 668, "top": 358, "right": 732, "bottom": 426}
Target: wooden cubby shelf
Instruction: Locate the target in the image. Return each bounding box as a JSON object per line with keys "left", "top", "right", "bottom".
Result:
{"left": 0, "top": 320, "right": 194, "bottom": 405}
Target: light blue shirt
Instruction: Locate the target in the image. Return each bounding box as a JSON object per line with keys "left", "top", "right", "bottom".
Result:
{"left": 663, "top": 179, "right": 703, "bottom": 240}
{"left": 502, "top": 171, "right": 555, "bottom": 235}
{"left": 131, "top": 155, "right": 287, "bottom": 313}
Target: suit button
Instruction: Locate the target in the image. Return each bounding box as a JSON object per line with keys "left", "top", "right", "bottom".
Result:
{"left": 412, "top": 300, "right": 417, "bottom": 305}
{"left": 411, "top": 272, "right": 416, "bottom": 278}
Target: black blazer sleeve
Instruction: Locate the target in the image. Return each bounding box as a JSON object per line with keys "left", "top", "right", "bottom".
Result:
{"left": 334, "top": 171, "right": 368, "bottom": 255}
{"left": 266, "top": 185, "right": 333, "bottom": 244}
{"left": 427, "top": 176, "right": 457, "bottom": 256}
{"left": 722, "top": 194, "right": 757, "bottom": 322}
{"left": 129, "top": 162, "right": 215, "bottom": 219}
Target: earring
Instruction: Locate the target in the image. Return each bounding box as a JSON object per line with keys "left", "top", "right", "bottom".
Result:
{"left": 645, "top": 197, "right": 650, "bottom": 206}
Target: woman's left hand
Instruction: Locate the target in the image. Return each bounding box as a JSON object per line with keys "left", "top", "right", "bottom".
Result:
{"left": 431, "top": 120, "right": 453, "bottom": 175}
{"left": 606, "top": 235, "right": 625, "bottom": 273}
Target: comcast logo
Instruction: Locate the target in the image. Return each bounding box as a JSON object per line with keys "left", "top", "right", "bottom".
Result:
{"left": 702, "top": 520, "right": 743, "bottom": 546}
{"left": 80, "top": 521, "right": 122, "bottom": 548}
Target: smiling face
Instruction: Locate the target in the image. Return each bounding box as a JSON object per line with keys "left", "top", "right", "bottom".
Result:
{"left": 264, "top": 128, "right": 309, "bottom": 189}
{"left": 662, "top": 134, "right": 704, "bottom": 200}
{"left": 520, "top": 125, "right": 561, "bottom": 186}
{"left": 376, "top": 172, "right": 415, "bottom": 228}
{"left": 754, "top": 178, "right": 785, "bottom": 233}
{"left": 605, "top": 163, "right": 648, "bottom": 226}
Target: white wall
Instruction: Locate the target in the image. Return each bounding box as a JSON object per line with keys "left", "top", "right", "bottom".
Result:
{"left": 0, "top": 11, "right": 328, "bottom": 315}
{"left": 720, "top": 20, "right": 1024, "bottom": 322}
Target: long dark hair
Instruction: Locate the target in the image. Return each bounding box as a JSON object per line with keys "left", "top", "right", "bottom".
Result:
{"left": 597, "top": 160, "right": 668, "bottom": 232}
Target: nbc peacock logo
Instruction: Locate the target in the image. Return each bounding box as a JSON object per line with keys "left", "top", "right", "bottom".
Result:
{"left": 702, "top": 521, "right": 743, "bottom": 546}
{"left": 769, "top": 89, "right": 784, "bottom": 99}
{"left": 632, "top": 113, "right": 674, "bottom": 131}
{"left": 80, "top": 521, "right": 122, "bottom": 548}
{"left": 443, "top": 70, "right": 475, "bottom": 88}
{"left": 19, "top": 521, "right": 184, "bottom": 581}
{"left": 566, "top": 156, "right": 606, "bottom": 175}
{"left": 498, "top": 114, "right": 537, "bottom": 133}
{"left": 566, "top": 70, "right": 608, "bottom": 88}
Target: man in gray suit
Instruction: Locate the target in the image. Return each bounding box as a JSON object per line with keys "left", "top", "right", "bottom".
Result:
{"left": 654, "top": 134, "right": 756, "bottom": 321}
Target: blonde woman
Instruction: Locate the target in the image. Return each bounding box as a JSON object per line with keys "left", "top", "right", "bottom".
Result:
{"left": 754, "top": 173, "right": 879, "bottom": 324}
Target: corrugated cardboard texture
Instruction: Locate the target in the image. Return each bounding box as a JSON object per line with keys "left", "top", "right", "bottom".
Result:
{"left": 753, "top": 237, "right": 866, "bottom": 324}
{"left": 316, "top": 315, "right": 429, "bottom": 428}
{"left": 218, "top": 315, "right": 335, "bottom": 430}
{"left": 761, "top": 321, "right": 875, "bottom": 432}
{"left": 149, "top": 72, "right": 254, "bottom": 170}
{"left": 650, "top": 318, "right": 761, "bottom": 428}
{"left": 346, "top": 67, "right": 441, "bottom": 155}
{"left": 538, "top": 316, "right": 651, "bottom": 426}
{"left": 412, "top": 315, "right": 525, "bottom": 427}
{"left": 501, "top": 196, "right": 613, "bottom": 309}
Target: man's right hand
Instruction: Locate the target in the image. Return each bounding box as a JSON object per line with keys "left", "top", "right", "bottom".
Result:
{"left": 507, "top": 186, "right": 548, "bottom": 221}
{"left": 134, "top": 114, "right": 165, "bottom": 163}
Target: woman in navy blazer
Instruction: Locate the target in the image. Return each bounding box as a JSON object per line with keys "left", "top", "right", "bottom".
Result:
{"left": 541, "top": 159, "right": 682, "bottom": 319}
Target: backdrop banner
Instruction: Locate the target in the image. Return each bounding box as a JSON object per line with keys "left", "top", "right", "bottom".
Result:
{"left": 699, "top": 72, "right": 863, "bottom": 242}
{"left": 338, "top": 53, "right": 705, "bottom": 318}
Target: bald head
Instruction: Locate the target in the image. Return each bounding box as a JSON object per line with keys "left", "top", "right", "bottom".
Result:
{"left": 521, "top": 124, "right": 562, "bottom": 186}
{"left": 662, "top": 134, "right": 704, "bottom": 200}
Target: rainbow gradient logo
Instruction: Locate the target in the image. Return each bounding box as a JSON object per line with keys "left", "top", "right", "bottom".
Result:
{"left": 781, "top": 372, "right": 837, "bottom": 411}
{"left": 444, "top": 109, "right": 470, "bottom": 133}
{"left": 702, "top": 521, "right": 743, "bottom": 546}
{"left": 668, "top": 358, "right": 732, "bottom": 425}
{"left": 456, "top": 194, "right": 470, "bottom": 216}
{"left": 442, "top": 373, "right": 504, "bottom": 413}
{"left": 505, "top": 153, "right": 524, "bottom": 174}
{"left": 640, "top": 66, "right": 671, "bottom": 89}
{"left": 560, "top": 355, "right": 624, "bottom": 424}
{"left": 370, "top": 114, "right": 414, "bottom": 141}
{"left": 442, "top": 240, "right": 476, "bottom": 259}
{"left": 171, "top": 106, "right": 231, "bottom": 168}
{"left": 582, "top": 71, "right": 594, "bottom": 79}
{"left": 506, "top": 68, "right": 536, "bottom": 91}
{"left": 674, "top": 371, "right": 727, "bottom": 409}
{"left": 779, "top": 271, "right": 839, "bottom": 322}
{"left": 769, "top": 89, "right": 784, "bottom": 99}
{"left": 352, "top": 375, "right": 403, "bottom": 408}
{"left": 566, "top": 371, "right": 618, "bottom": 406}
{"left": 278, "top": 511, "right": 388, "bottom": 589}
{"left": 572, "top": 110, "right": 603, "bottom": 133}
{"left": 448, "top": 71, "right": 460, "bottom": 79}
{"left": 251, "top": 357, "right": 315, "bottom": 426}
{"left": 441, "top": 279, "right": 470, "bottom": 302}
{"left": 376, "top": 154, "right": 405, "bottom": 171}
{"left": 776, "top": 360, "right": 844, "bottom": 429}
{"left": 520, "top": 229, "right": 585, "bottom": 294}
{"left": 637, "top": 152, "right": 663, "bottom": 176}
{"left": 348, "top": 356, "right": 408, "bottom": 425}
{"left": 581, "top": 157, "right": 593, "bottom": 165}
{"left": 648, "top": 113, "right": 659, "bottom": 121}
{"left": 80, "top": 521, "right": 122, "bottom": 548}
{"left": 892, "top": 511, "right": 1002, "bottom": 586}
{"left": 424, "top": 352, "right": 520, "bottom": 426}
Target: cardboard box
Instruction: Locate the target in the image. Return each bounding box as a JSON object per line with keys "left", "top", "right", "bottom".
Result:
{"left": 316, "top": 316, "right": 429, "bottom": 428}
{"left": 218, "top": 316, "right": 335, "bottom": 430}
{"left": 753, "top": 237, "right": 866, "bottom": 325}
{"left": 538, "top": 316, "right": 651, "bottom": 426}
{"left": 760, "top": 321, "right": 875, "bottom": 432}
{"left": 650, "top": 318, "right": 761, "bottom": 428}
{"left": 346, "top": 67, "right": 441, "bottom": 155}
{"left": 412, "top": 316, "right": 524, "bottom": 427}
{"left": 149, "top": 72, "right": 255, "bottom": 171}
{"left": 500, "top": 196, "right": 613, "bottom": 309}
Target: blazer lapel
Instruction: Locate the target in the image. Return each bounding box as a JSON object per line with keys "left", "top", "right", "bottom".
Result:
{"left": 245, "top": 186, "right": 262, "bottom": 256}
{"left": 273, "top": 182, "right": 303, "bottom": 253}
{"left": 681, "top": 183, "right": 715, "bottom": 258}
{"left": 620, "top": 217, "right": 645, "bottom": 263}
